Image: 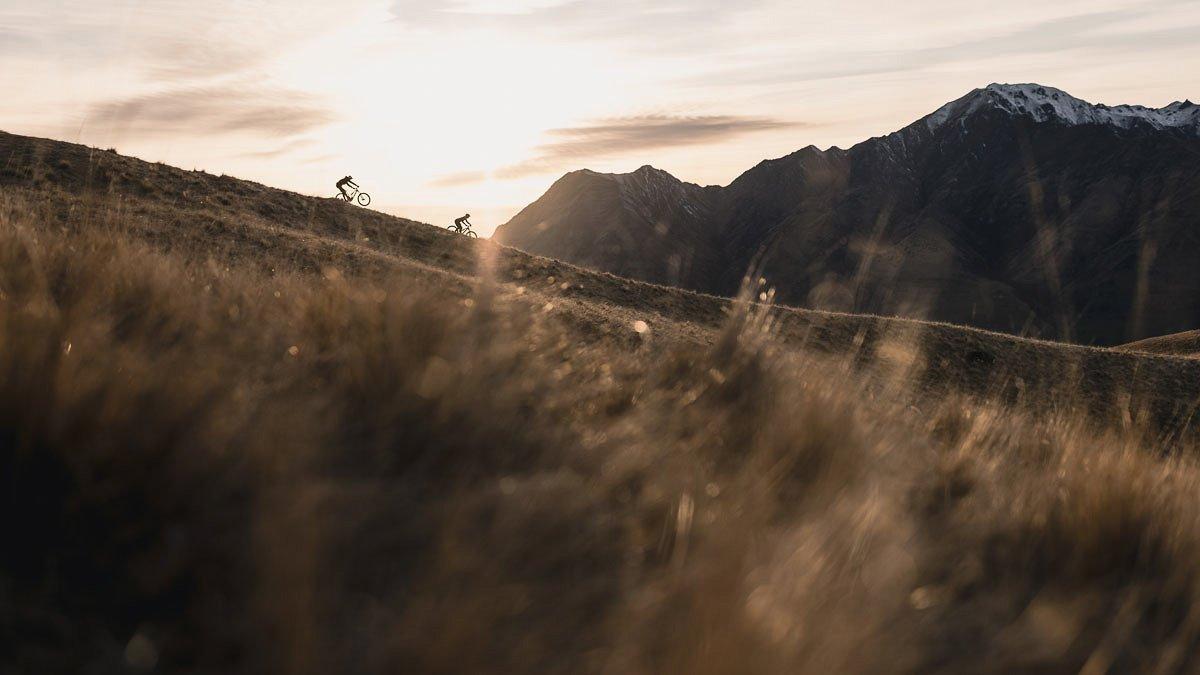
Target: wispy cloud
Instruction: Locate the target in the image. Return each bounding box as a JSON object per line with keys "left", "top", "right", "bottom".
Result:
{"left": 916, "top": 7, "right": 1200, "bottom": 67}
{"left": 427, "top": 170, "right": 490, "bottom": 187}
{"left": 392, "top": 0, "right": 751, "bottom": 29}
{"left": 88, "top": 84, "right": 336, "bottom": 139}
{"left": 302, "top": 154, "right": 339, "bottom": 165}
{"left": 239, "top": 137, "right": 318, "bottom": 159}
{"left": 0, "top": 2, "right": 357, "bottom": 81}
{"left": 694, "top": 6, "right": 1200, "bottom": 88}
{"left": 142, "top": 40, "right": 267, "bottom": 81}
{"left": 390, "top": 0, "right": 765, "bottom": 52}
{"left": 0, "top": 28, "right": 36, "bottom": 54}
{"left": 497, "top": 114, "right": 797, "bottom": 179}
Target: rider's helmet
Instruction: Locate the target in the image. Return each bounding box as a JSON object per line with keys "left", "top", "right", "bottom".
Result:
{"left": 465, "top": 213, "right": 471, "bottom": 217}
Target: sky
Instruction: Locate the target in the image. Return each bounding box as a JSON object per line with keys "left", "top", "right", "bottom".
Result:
{"left": 2, "top": 0, "right": 1198, "bottom": 236}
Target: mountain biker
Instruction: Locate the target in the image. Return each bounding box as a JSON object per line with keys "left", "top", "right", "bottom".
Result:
{"left": 336, "top": 175, "right": 358, "bottom": 200}
{"left": 453, "top": 213, "right": 472, "bottom": 233}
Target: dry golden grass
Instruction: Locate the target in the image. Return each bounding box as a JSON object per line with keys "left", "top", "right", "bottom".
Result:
{"left": 1120, "top": 330, "right": 1200, "bottom": 358}
{"left": 6, "top": 131, "right": 1200, "bottom": 673}
{"left": 5, "top": 130, "right": 1199, "bottom": 441}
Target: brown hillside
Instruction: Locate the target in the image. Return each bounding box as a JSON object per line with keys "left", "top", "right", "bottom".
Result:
{"left": 11, "top": 130, "right": 1200, "bottom": 673}
{"left": 4, "top": 130, "right": 1198, "bottom": 437}
{"left": 1119, "top": 330, "right": 1200, "bottom": 357}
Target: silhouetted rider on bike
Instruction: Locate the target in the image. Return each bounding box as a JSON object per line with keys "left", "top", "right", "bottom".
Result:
{"left": 454, "top": 213, "right": 472, "bottom": 233}
{"left": 336, "top": 175, "right": 358, "bottom": 200}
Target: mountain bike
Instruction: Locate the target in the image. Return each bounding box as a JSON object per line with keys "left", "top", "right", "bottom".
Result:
{"left": 447, "top": 222, "right": 478, "bottom": 238}
{"left": 335, "top": 186, "right": 371, "bottom": 207}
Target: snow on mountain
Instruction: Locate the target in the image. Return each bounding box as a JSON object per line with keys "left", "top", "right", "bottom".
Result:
{"left": 926, "top": 83, "right": 1200, "bottom": 135}
{"left": 499, "top": 82, "right": 1200, "bottom": 344}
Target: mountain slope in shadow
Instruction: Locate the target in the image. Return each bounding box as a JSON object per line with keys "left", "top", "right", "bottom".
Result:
{"left": 496, "top": 84, "right": 1200, "bottom": 346}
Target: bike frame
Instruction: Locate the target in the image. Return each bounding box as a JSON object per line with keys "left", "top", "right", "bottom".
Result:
{"left": 448, "top": 222, "right": 478, "bottom": 237}
{"left": 335, "top": 186, "right": 371, "bottom": 207}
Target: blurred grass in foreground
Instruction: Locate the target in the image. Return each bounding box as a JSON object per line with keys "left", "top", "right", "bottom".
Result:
{"left": 5, "top": 191, "right": 1200, "bottom": 674}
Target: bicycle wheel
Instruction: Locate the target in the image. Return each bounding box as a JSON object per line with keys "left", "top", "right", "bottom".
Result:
{"left": 446, "top": 225, "right": 460, "bottom": 234}
{"left": 333, "top": 193, "right": 347, "bottom": 201}
{"left": 357, "top": 192, "right": 371, "bottom": 207}
{"left": 466, "top": 230, "right": 478, "bottom": 238}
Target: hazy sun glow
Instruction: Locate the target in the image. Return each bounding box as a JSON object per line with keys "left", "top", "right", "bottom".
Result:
{"left": 2, "top": 0, "right": 1198, "bottom": 235}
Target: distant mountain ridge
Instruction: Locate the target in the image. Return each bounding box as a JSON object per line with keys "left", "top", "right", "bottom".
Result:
{"left": 926, "top": 84, "right": 1200, "bottom": 135}
{"left": 494, "top": 165, "right": 722, "bottom": 285}
{"left": 495, "top": 83, "right": 1200, "bottom": 345}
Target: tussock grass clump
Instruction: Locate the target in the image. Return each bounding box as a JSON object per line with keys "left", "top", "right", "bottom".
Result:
{"left": 6, "top": 195, "right": 1200, "bottom": 674}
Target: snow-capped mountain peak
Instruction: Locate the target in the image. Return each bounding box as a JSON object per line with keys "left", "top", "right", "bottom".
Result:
{"left": 926, "top": 83, "right": 1200, "bottom": 135}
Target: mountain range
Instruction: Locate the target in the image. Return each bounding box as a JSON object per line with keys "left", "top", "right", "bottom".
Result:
{"left": 494, "top": 84, "right": 1200, "bottom": 346}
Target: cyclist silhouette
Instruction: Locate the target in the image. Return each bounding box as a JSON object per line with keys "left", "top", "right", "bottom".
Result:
{"left": 453, "top": 214, "right": 472, "bottom": 233}
{"left": 336, "top": 175, "right": 358, "bottom": 200}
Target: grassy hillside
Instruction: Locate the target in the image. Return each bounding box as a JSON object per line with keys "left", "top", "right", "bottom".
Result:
{"left": 1120, "top": 330, "right": 1200, "bottom": 357}
{"left": 5, "top": 131, "right": 1199, "bottom": 438}
{"left": 6, "top": 130, "right": 1200, "bottom": 673}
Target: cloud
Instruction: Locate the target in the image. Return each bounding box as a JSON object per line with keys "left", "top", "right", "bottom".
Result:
{"left": 427, "top": 170, "right": 490, "bottom": 187}
{"left": 88, "top": 85, "right": 336, "bottom": 139}
{"left": 390, "top": 0, "right": 766, "bottom": 52}
{"left": 0, "top": 28, "right": 37, "bottom": 53}
{"left": 239, "top": 138, "right": 318, "bottom": 159}
{"left": 914, "top": 7, "right": 1200, "bottom": 64}
{"left": 142, "top": 40, "right": 267, "bottom": 81}
{"left": 694, "top": 6, "right": 1200, "bottom": 88}
{"left": 302, "top": 154, "right": 339, "bottom": 165}
{"left": 388, "top": 2, "right": 1199, "bottom": 99}
{"left": 393, "top": 0, "right": 745, "bottom": 29}
{"left": 497, "top": 114, "right": 797, "bottom": 179}
{"left": 1, "top": 2, "right": 362, "bottom": 83}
